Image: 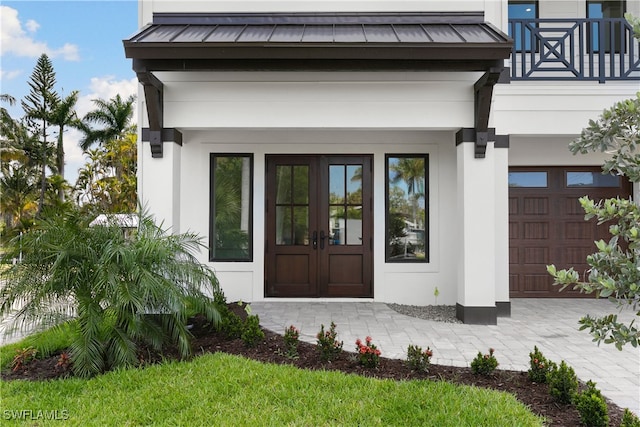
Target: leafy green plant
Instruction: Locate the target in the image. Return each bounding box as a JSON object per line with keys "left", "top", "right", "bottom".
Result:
{"left": 406, "top": 344, "right": 433, "bottom": 372}
{"left": 471, "top": 348, "right": 499, "bottom": 376}
{"left": 355, "top": 336, "right": 381, "bottom": 368}
{"left": 283, "top": 325, "right": 300, "bottom": 359}
{"left": 241, "top": 315, "right": 264, "bottom": 347}
{"left": 316, "top": 322, "right": 343, "bottom": 362}
{"left": 546, "top": 360, "right": 578, "bottom": 404}
{"left": 621, "top": 408, "right": 640, "bottom": 427}
{"left": 11, "top": 346, "right": 37, "bottom": 371}
{"left": 56, "top": 352, "right": 72, "bottom": 372}
{"left": 574, "top": 380, "right": 609, "bottom": 427}
{"left": 528, "top": 346, "right": 551, "bottom": 383}
{"left": 0, "top": 209, "right": 221, "bottom": 377}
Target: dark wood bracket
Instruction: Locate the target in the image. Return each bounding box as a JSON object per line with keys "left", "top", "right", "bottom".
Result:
{"left": 141, "top": 128, "right": 183, "bottom": 158}
{"left": 137, "top": 71, "right": 165, "bottom": 157}
{"left": 473, "top": 68, "right": 503, "bottom": 158}
{"left": 455, "top": 128, "right": 509, "bottom": 155}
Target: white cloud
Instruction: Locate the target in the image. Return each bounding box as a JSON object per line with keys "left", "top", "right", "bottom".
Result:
{"left": 25, "top": 19, "right": 39, "bottom": 33}
{"left": 0, "top": 68, "right": 22, "bottom": 80}
{"left": 0, "top": 6, "right": 80, "bottom": 61}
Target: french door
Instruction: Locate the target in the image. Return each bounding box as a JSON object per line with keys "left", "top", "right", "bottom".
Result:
{"left": 265, "top": 155, "right": 373, "bottom": 297}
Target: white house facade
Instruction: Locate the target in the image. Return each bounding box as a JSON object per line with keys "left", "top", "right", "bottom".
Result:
{"left": 124, "top": 0, "right": 639, "bottom": 324}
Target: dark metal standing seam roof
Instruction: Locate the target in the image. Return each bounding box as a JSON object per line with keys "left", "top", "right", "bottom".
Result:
{"left": 124, "top": 12, "right": 513, "bottom": 72}
{"left": 125, "top": 12, "right": 513, "bottom": 159}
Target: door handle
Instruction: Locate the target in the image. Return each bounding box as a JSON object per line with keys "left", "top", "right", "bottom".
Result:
{"left": 320, "top": 230, "right": 326, "bottom": 250}
{"left": 312, "top": 231, "right": 318, "bottom": 249}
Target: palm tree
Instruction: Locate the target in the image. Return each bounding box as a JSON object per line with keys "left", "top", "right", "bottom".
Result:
{"left": 0, "top": 209, "right": 221, "bottom": 378}
{"left": 50, "top": 90, "right": 79, "bottom": 200}
{"left": 79, "top": 94, "right": 135, "bottom": 151}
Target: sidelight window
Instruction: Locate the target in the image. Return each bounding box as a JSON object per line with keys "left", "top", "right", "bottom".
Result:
{"left": 210, "top": 154, "right": 253, "bottom": 261}
{"left": 386, "top": 155, "right": 428, "bottom": 262}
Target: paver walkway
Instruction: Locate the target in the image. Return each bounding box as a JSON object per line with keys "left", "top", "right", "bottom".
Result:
{"left": 251, "top": 299, "right": 640, "bottom": 414}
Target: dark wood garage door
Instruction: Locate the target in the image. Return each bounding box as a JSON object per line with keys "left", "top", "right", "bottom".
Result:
{"left": 509, "top": 166, "right": 633, "bottom": 298}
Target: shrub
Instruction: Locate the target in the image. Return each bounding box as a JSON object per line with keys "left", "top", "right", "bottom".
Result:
{"left": 470, "top": 348, "right": 499, "bottom": 376}
{"left": 547, "top": 360, "right": 578, "bottom": 404}
{"left": 55, "top": 352, "right": 72, "bottom": 372}
{"left": 621, "top": 408, "right": 640, "bottom": 427}
{"left": 528, "top": 345, "right": 551, "bottom": 383}
{"left": 316, "top": 322, "right": 343, "bottom": 362}
{"left": 11, "top": 346, "right": 37, "bottom": 372}
{"left": 0, "top": 210, "right": 221, "bottom": 378}
{"left": 355, "top": 336, "right": 381, "bottom": 368}
{"left": 574, "top": 380, "right": 609, "bottom": 427}
{"left": 241, "top": 315, "right": 264, "bottom": 347}
{"left": 406, "top": 344, "right": 433, "bottom": 372}
{"left": 283, "top": 325, "right": 300, "bottom": 359}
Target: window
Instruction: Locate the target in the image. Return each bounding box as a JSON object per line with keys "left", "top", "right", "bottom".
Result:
{"left": 566, "top": 171, "right": 620, "bottom": 187}
{"left": 508, "top": 1, "right": 538, "bottom": 52}
{"left": 587, "top": 0, "right": 626, "bottom": 52}
{"left": 386, "top": 155, "right": 428, "bottom": 262}
{"left": 210, "top": 154, "right": 253, "bottom": 261}
{"left": 508, "top": 171, "right": 548, "bottom": 187}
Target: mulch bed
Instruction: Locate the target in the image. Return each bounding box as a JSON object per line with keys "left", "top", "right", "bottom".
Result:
{"left": 3, "top": 305, "right": 626, "bottom": 426}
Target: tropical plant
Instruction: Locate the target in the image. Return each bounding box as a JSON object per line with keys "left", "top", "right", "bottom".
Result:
{"left": 0, "top": 209, "right": 221, "bottom": 377}
{"left": 78, "top": 94, "right": 135, "bottom": 151}
{"left": 75, "top": 130, "right": 137, "bottom": 214}
{"left": 49, "top": 90, "right": 79, "bottom": 199}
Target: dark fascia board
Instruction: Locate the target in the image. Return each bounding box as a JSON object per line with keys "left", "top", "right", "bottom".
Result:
{"left": 131, "top": 57, "right": 506, "bottom": 73}
{"left": 151, "top": 11, "right": 489, "bottom": 25}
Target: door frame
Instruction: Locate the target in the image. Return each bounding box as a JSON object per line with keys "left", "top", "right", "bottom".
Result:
{"left": 264, "top": 154, "right": 374, "bottom": 298}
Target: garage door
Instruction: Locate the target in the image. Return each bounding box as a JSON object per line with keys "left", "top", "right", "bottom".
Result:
{"left": 509, "top": 166, "right": 633, "bottom": 298}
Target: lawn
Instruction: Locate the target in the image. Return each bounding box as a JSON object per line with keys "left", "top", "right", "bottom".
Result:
{"left": 1, "top": 351, "right": 543, "bottom": 426}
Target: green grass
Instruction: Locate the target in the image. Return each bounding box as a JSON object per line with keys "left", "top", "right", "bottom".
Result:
{"left": 1, "top": 352, "right": 544, "bottom": 426}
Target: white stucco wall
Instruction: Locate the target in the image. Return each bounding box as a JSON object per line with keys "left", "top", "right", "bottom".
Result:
{"left": 164, "top": 129, "right": 460, "bottom": 305}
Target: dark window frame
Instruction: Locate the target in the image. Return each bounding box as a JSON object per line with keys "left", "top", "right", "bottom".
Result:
{"left": 209, "top": 153, "right": 254, "bottom": 262}
{"left": 587, "top": 0, "right": 626, "bottom": 53}
{"left": 508, "top": 0, "right": 539, "bottom": 53}
{"left": 385, "top": 154, "right": 429, "bottom": 263}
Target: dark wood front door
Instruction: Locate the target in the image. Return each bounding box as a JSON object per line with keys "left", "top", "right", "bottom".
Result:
{"left": 265, "top": 155, "right": 373, "bottom": 297}
{"left": 509, "top": 166, "right": 632, "bottom": 297}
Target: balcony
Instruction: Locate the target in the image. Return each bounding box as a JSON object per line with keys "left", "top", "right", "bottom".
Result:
{"left": 508, "top": 18, "right": 640, "bottom": 82}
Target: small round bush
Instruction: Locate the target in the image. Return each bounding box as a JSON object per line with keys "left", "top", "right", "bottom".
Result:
{"left": 241, "top": 315, "right": 264, "bottom": 347}
{"left": 547, "top": 360, "right": 578, "bottom": 404}
{"left": 574, "top": 381, "right": 609, "bottom": 427}
{"left": 470, "top": 348, "right": 499, "bottom": 376}
{"left": 621, "top": 408, "right": 640, "bottom": 427}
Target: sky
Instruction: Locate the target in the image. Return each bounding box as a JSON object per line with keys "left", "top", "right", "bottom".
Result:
{"left": 1, "top": 0, "right": 139, "bottom": 184}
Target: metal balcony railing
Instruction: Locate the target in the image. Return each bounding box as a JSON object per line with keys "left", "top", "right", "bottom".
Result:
{"left": 508, "top": 18, "right": 640, "bottom": 82}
